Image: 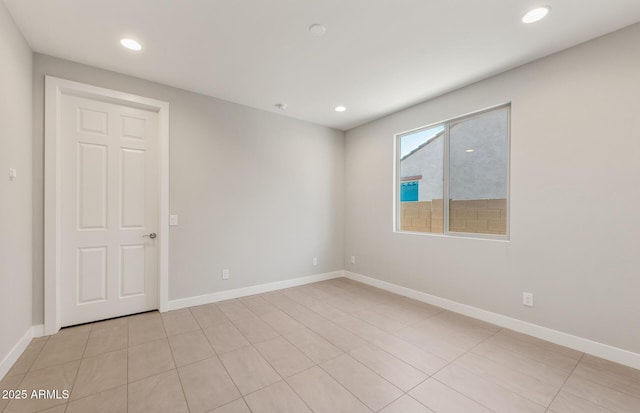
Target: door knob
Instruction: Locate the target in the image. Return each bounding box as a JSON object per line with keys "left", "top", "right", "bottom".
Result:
{"left": 143, "top": 233, "right": 157, "bottom": 239}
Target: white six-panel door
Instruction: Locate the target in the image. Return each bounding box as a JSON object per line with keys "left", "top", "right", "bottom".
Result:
{"left": 60, "top": 93, "right": 159, "bottom": 326}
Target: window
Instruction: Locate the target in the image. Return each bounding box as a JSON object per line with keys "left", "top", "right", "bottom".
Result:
{"left": 396, "top": 105, "right": 509, "bottom": 238}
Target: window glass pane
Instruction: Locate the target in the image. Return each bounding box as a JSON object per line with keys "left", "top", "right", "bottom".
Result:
{"left": 398, "top": 125, "right": 444, "bottom": 233}
{"left": 448, "top": 107, "right": 508, "bottom": 235}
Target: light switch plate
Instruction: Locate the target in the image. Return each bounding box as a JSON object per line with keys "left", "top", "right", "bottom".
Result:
{"left": 169, "top": 215, "right": 178, "bottom": 226}
{"left": 9, "top": 168, "right": 16, "bottom": 181}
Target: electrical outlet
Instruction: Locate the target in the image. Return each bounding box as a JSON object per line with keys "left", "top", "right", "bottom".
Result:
{"left": 350, "top": 256, "right": 356, "bottom": 264}
{"left": 522, "top": 292, "right": 534, "bottom": 307}
{"left": 222, "top": 269, "right": 230, "bottom": 280}
{"left": 312, "top": 257, "right": 318, "bottom": 266}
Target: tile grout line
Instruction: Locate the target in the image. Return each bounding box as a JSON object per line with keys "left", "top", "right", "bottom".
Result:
{"left": 281, "top": 288, "right": 356, "bottom": 325}
{"left": 228, "top": 296, "right": 349, "bottom": 413}
{"left": 25, "top": 330, "right": 84, "bottom": 374}
{"left": 315, "top": 354, "right": 397, "bottom": 413}
{"left": 419, "top": 322, "right": 503, "bottom": 378}
{"left": 431, "top": 351, "right": 555, "bottom": 411}
{"left": 373, "top": 393, "right": 405, "bottom": 412}
{"left": 237, "top": 352, "right": 317, "bottom": 413}
{"left": 544, "top": 352, "right": 584, "bottom": 411}
{"left": 1, "top": 335, "right": 50, "bottom": 411}
{"left": 431, "top": 376, "right": 499, "bottom": 413}
{"left": 43, "top": 334, "right": 130, "bottom": 411}
{"left": 468, "top": 331, "right": 582, "bottom": 376}
{"left": 61, "top": 322, "right": 193, "bottom": 411}
{"left": 466, "top": 332, "right": 586, "bottom": 399}
{"left": 312, "top": 363, "right": 374, "bottom": 412}
{"left": 344, "top": 345, "right": 426, "bottom": 405}
{"left": 461, "top": 329, "right": 563, "bottom": 410}
{"left": 564, "top": 359, "right": 640, "bottom": 404}
{"left": 212, "top": 336, "right": 250, "bottom": 411}
{"left": 62, "top": 324, "right": 93, "bottom": 410}
{"left": 367, "top": 332, "right": 446, "bottom": 377}
{"left": 416, "top": 327, "right": 505, "bottom": 413}
{"left": 396, "top": 324, "right": 503, "bottom": 413}
{"left": 255, "top": 284, "right": 374, "bottom": 411}
{"left": 268, "top": 280, "right": 457, "bottom": 412}
{"left": 277, "top": 361, "right": 330, "bottom": 413}
{"left": 407, "top": 393, "right": 439, "bottom": 413}
{"left": 161, "top": 312, "right": 190, "bottom": 412}
{"left": 549, "top": 353, "right": 639, "bottom": 412}
{"left": 282, "top": 378, "right": 320, "bottom": 413}
{"left": 278, "top": 326, "right": 346, "bottom": 366}
{"left": 21, "top": 337, "right": 48, "bottom": 376}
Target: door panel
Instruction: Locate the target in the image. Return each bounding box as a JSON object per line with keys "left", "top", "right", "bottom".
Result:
{"left": 120, "top": 148, "right": 145, "bottom": 228}
{"left": 121, "top": 115, "right": 146, "bottom": 139}
{"left": 77, "top": 247, "right": 107, "bottom": 303}
{"left": 77, "top": 108, "right": 108, "bottom": 135}
{"left": 61, "top": 93, "right": 159, "bottom": 326}
{"left": 120, "top": 245, "right": 146, "bottom": 297}
{"left": 78, "top": 143, "right": 108, "bottom": 229}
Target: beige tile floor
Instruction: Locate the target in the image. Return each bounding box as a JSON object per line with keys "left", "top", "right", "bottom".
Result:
{"left": 1, "top": 277, "right": 640, "bottom": 413}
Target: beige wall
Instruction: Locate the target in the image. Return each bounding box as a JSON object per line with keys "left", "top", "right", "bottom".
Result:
{"left": 0, "top": 2, "right": 32, "bottom": 369}
{"left": 345, "top": 23, "right": 640, "bottom": 354}
{"left": 32, "top": 54, "right": 345, "bottom": 324}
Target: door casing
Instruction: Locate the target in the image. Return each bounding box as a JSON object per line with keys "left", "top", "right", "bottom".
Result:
{"left": 44, "top": 76, "right": 170, "bottom": 335}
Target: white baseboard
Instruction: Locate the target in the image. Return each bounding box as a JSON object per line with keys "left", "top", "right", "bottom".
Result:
{"left": 31, "top": 325, "right": 45, "bottom": 338}
{"left": 167, "top": 271, "right": 344, "bottom": 311}
{"left": 0, "top": 327, "right": 35, "bottom": 381}
{"left": 344, "top": 271, "right": 640, "bottom": 370}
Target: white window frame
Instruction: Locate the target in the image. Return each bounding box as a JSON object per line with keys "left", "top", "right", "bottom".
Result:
{"left": 394, "top": 103, "right": 511, "bottom": 240}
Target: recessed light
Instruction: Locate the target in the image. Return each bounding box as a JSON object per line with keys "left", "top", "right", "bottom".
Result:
{"left": 309, "top": 24, "right": 326, "bottom": 36}
{"left": 274, "top": 103, "right": 288, "bottom": 110}
{"left": 522, "top": 7, "right": 550, "bottom": 24}
{"left": 335, "top": 106, "right": 346, "bottom": 112}
{"left": 120, "top": 38, "right": 142, "bottom": 51}
{"left": 465, "top": 149, "right": 475, "bottom": 153}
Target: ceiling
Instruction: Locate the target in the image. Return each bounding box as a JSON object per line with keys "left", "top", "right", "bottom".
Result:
{"left": 5, "top": 0, "right": 640, "bottom": 131}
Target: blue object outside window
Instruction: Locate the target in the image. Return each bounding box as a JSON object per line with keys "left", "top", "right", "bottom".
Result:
{"left": 400, "top": 181, "right": 418, "bottom": 202}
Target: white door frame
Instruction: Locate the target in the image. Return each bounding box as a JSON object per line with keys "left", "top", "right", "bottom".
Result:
{"left": 44, "top": 76, "right": 170, "bottom": 335}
